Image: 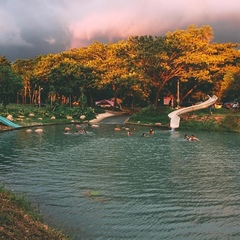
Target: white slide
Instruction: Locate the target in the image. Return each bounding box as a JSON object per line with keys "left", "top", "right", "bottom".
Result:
{"left": 168, "top": 95, "right": 218, "bottom": 129}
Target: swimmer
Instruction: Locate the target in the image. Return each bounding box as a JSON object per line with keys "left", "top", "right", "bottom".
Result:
{"left": 79, "top": 129, "right": 87, "bottom": 134}
{"left": 184, "top": 134, "right": 189, "bottom": 140}
{"left": 149, "top": 129, "right": 154, "bottom": 134}
{"left": 64, "top": 129, "right": 70, "bottom": 134}
{"left": 189, "top": 135, "right": 199, "bottom": 141}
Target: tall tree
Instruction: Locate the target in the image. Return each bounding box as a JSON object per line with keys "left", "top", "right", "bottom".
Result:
{"left": 129, "top": 25, "right": 240, "bottom": 108}
{"left": 0, "top": 63, "right": 23, "bottom": 108}
{"left": 0, "top": 56, "right": 11, "bottom": 66}
{"left": 12, "top": 59, "right": 34, "bottom": 104}
{"left": 50, "top": 58, "right": 96, "bottom": 107}
{"left": 84, "top": 40, "right": 150, "bottom": 106}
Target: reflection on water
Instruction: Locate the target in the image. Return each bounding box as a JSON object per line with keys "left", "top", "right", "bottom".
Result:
{"left": 1, "top": 122, "right": 240, "bottom": 240}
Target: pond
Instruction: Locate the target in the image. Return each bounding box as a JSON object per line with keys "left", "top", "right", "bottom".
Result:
{"left": 0, "top": 117, "right": 240, "bottom": 240}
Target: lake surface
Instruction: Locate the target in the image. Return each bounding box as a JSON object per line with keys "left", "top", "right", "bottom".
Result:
{"left": 1, "top": 117, "right": 240, "bottom": 240}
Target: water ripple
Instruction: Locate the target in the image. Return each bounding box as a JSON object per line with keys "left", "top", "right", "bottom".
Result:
{"left": 1, "top": 125, "right": 240, "bottom": 239}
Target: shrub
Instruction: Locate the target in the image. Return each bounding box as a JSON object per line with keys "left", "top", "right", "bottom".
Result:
{"left": 220, "top": 115, "right": 240, "bottom": 132}
{"left": 128, "top": 105, "right": 171, "bottom": 125}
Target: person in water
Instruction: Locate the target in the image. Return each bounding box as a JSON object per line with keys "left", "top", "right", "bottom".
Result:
{"left": 189, "top": 134, "right": 199, "bottom": 141}
{"left": 79, "top": 129, "right": 87, "bottom": 134}
{"left": 64, "top": 129, "right": 70, "bottom": 134}
{"left": 184, "top": 134, "right": 189, "bottom": 140}
{"left": 149, "top": 129, "right": 154, "bottom": 134}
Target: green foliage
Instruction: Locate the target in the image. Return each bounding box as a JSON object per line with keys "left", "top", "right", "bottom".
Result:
{"left": 219, "top": 115, "right": 240, "bottom": 132}
{"left": 10, "top": 193, "right": 43, "bottom": 222}
{"left": 128, "top": 106, "right": 240, "bottom": 133}
{"left": 94, "top": 106, "right": 106, "bottom": 114}
{"left": 0, "top": 56, "right": 11, "bottom": 66}
{"left": 0, "top": 104, "right": 96, "bottom": 125}
{"left": 0, "top": 185, "right": 42, "bottom": 222}
{"left": 0, "top": 65, "right": 23, "bottom": 108}
{"left": 0, "top": 105, "right": 48, "bottom": 118}
{"left": 128, "top": 105, "right": 171, "bottom": 125}
{"left": 180, "top": 119, "right": 223, "bottom": 132}
{"left": 51, "top": 105, "right": 96, "bottom": 120}
{"left": 221, "top": 74, "right": 240, "bottom": 102}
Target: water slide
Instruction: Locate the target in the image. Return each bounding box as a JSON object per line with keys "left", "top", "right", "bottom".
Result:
{"left": 168, "top": 95, "right": 218, "bottom": 129}
{"left": 0, "top": 116, "right": 21, "bottom": 128}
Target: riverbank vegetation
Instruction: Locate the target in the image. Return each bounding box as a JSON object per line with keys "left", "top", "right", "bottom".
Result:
{"left": 127, "top": 105, "right": 240, "bottom": 133}
{"left": 0, "top": 103, "right": 98, "bottom": 128}
{"left": 0, "top": 185, "right": 69, "bottom": 240}
{"left": 1, "top": 103, "right": 240, "bottom": 133}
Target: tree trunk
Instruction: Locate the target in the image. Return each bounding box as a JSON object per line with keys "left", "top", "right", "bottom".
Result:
{"left": 182, "top": 85, "right": 197, "bottom": 101}
{"left": 154, "top": 87, "right": 161, "bottom": 109}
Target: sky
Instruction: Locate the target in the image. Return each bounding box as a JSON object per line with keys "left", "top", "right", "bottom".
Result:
{"left": 1, "top": 0, "right": 240, "bottom": 61}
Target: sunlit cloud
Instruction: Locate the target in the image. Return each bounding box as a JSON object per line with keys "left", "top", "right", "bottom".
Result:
{"left": 0, "top": 0, "right": 239, "bottom": 61}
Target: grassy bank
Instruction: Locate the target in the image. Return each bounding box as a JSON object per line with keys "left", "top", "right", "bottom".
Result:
{"left": 127, "top": 105, "right": 240, "bottom": 132}
{"left": 1, "top": 104, "right": 240, "bottom": 133}
{"left": 0, "top": 185, "right": 69, "bottom": 240}
{"left": 0, "top": 103, "right": 105, "bottom": 131}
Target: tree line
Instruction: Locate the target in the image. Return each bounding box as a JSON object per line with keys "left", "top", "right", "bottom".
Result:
{"left": 1, "top": 25, "right": 240, "bottom": 109}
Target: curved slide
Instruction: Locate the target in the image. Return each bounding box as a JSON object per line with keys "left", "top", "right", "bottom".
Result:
{"left": 0, "top": 116, "right": 21, "bottom": 128}
{"left": 168, "top": 95, "right": 218, "bottom": 129}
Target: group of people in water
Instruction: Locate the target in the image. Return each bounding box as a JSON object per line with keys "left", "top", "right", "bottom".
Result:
{"left": 126, "top": 128, "right": 155, "bottom": 137}
{"left": 64, "top": 126, "right": 87, "bottom": 134}
{"left": 125, "top": 127, "right": 200, "bottom": 142}
{"left": 64, "top": 125, "right": 199, "bottom": 142}
{"left": 141, "top": 128, "right": 154, "bottom": 137}
{"left": 184, "top": 134, "right": 200, "bottom": 141}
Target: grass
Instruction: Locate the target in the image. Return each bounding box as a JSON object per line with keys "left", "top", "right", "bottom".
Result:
{"left": 127, "top": 105, "right": 171, "bottom": 126}
{"left": 128, "top": 105, "right": 240, "bottom": 132}
{"left": 0, "top": 185, "right": 69, "bottom": 240}
{"left": 0, "top": 103, "right": 98, "bottom": 129}
{"left": 1, "top": 103, "right": 240, "bottom": 132}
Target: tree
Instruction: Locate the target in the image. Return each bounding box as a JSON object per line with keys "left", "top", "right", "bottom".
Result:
{"left": 0, "top": 56, "right": 11, "bottom": 66}
{"left": 129, "top": 25, "right": 240, "bottom": 108}
{"left": 50, "top": 59, "right": 95, "bottom": 107}
{"left": 220, "top": 73, "right": 240, "bottom": 102}
{"left": 0, "top": 64, "right": 23, "bottom": 108}
{"left": 83, "top": 40, "right": 150, "bottom": 107}
{"left": 12, "top": 59, "right": 34, "bottom": 104}
{"left": 30, "top": 54, "right": 65, "bottom": 106}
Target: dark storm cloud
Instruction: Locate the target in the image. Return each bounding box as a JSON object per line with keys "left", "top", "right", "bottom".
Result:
{"left": 0, "top": 0, "right": 71, "bottom": 61}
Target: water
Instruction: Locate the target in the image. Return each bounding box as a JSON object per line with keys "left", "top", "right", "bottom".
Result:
{"left": 1, "top": 118, "right": 240, "bottom": 240}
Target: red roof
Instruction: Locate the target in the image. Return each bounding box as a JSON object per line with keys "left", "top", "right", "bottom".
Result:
{"left": 95, "top": 99, "right": 115, "bottom": 107}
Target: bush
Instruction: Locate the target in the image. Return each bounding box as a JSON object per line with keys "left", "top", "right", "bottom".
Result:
{"left": 220, "top": 115, "right": 240, "bottom": 132}
{"left": 128, "top": 105, "right": 171, "bottom": 125}
{"left": 0, "top": 104, "right": 97, "bottom": 125}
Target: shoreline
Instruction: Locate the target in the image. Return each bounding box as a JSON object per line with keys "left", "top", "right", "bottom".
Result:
{"left": 0, "top": 110, "right": 129, "bottom": 132}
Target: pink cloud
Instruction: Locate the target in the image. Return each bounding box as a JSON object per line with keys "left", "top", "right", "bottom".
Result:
{"left": 1, "top": 0, "right": 239, "bottom": 60}
{"left": 68, "top": 0, "right": 240, "bottom": 48}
